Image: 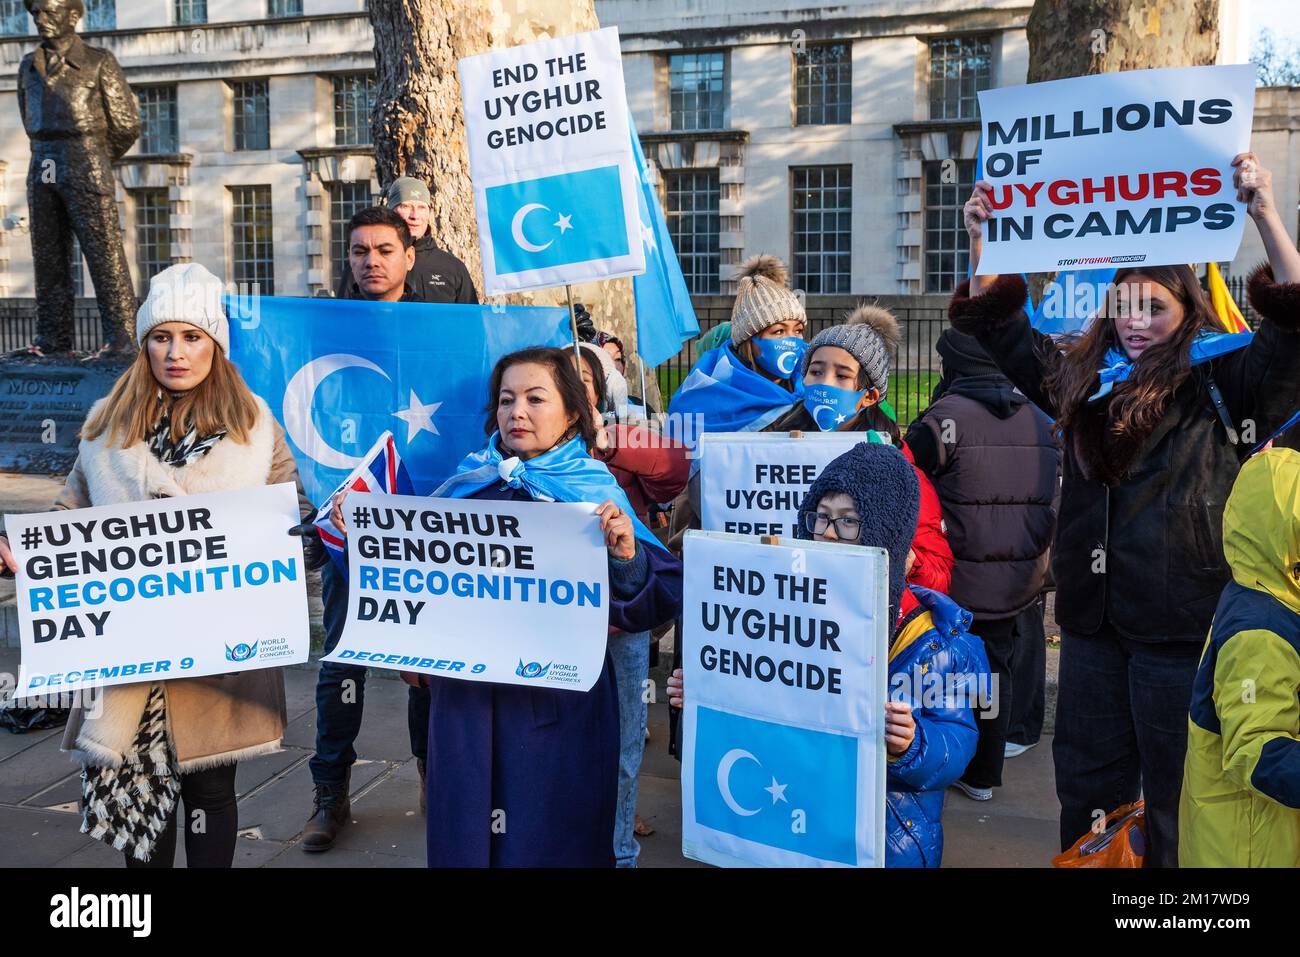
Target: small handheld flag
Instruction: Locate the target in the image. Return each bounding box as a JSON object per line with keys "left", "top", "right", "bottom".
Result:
{"left": 312, "top": 430, "right": 413, "bottom": 569}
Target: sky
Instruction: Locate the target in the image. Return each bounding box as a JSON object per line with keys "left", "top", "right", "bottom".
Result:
{"left": 1237, "top": 0, "right": 1300, "bottom": 62}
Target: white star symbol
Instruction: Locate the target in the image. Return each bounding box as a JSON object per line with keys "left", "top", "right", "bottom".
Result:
{"left": 553, "top": 213, "right": 573, "bottom": 234}
{"left": 640, "top": 219, "right": 656, "bottom": 253}
{"left": 835, "top": 413, "right": 848, "bottom": 424}
{"left": 392, "top": 389, "right": 442, "bottom": 443}
{"left": 764, "top": 776, "right": 788, "bottom": 805}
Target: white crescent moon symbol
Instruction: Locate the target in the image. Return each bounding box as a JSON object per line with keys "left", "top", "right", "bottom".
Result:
{"left": 282, "top": 353, "right": 391, "bottom": 471}
{"left": 811, "top": 403, "right": 837, "bottom": 430}
{"left": 511, "top": 203, "right": 552, "bottom": 253}
{"left": 777, "top": 349, "right": 799, "bottom": 376}
{"left": 717, "top": 748, "right": 762, "bottom": 816}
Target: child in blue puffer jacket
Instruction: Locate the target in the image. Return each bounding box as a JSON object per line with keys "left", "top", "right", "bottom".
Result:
{"left": 669, "top": 441, "right": 989, "bottom": 866}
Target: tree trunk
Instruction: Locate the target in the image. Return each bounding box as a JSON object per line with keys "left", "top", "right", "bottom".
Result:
{"left": 367, "top": 0, "right": 657, "bottom": 407}
{"left": 1024, "top": 0, "right": 1220, "bottom": 299}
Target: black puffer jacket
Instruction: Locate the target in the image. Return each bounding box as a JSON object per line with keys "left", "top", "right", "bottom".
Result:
{"left": 906, "top": 361, "right": 1060, "bottom": 620}
{"left": 948, "top": 266, "right": 1300, "bottom": 644}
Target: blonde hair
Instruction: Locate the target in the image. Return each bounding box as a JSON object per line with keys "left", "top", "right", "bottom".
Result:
{"left": 82, "top": 344, "right": 260, "bottom": 448}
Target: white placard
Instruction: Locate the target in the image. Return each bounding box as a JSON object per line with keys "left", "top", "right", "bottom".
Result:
{"left": 680, "top": 532, "right": 889, "bottom": 868}
{"left": 698, "top": 432, "right": 868, "bottom": 537}
{"left": 459, "top": 26, "right": 644, "bottom": 294}
{"left": 323, "top": 493, "right": 610, "bottom": 692}
{"left": 975, "top": 64, "right": 1256, "bottom": 275}
{"left": 9, "top": 484, "right": 309, "bottom": 697}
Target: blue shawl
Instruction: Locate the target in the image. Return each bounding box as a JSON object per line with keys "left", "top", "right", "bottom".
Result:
{"left": 1089, "top": 331, "right": 1254, "bottom": 402}
{"left": 667, "top": 342, "right": 803, "bottom": 440}
{"left": 433, "top": 433, "right": 667, "bottom": 551}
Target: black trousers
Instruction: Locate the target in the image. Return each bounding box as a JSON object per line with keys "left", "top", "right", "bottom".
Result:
{"left": 962, "top": 616, "right": 1015, "bottom": 788}
{"left": 124, "top": 762, "right": 239, "bottom": 869}
{"left": 1007, "top": 596, "right": 1047, "bottom": 747}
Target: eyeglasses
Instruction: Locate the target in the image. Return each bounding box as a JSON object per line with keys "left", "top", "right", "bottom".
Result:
{"left": 804, "top": 512, "right": 861, "bottom": 541}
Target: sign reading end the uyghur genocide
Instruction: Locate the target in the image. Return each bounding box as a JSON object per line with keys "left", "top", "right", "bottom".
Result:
{"left": 323, "top": 493, "right": 610, "bottom": 691}
{"left": 459, "top": 26, "right": 644, "bottom": 294}
{"left": 681, "top": 532, "right": 889, "bottom": 868}
{"left": 699, "top": 433, "right": 868, "bottom": 537}
{"left": 9, "top": 484, "right": 309, "bottom": 698}
{"left": 975, "top": 64, "right": 1256, "bottom": 275}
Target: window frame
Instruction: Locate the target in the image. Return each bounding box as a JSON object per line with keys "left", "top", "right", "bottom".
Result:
{"left": 230, "top": 185, "right": 275, "bottom": 296}
{"left": 927, "top": 34, "right": 992, "bottom": 122}
{"left": 792, "top": 41, "right": 852, "bottom": 127}
{"left": 668, "top": 50, "right": 727, "bottom": 133}
{"left": 790, "top": 164, "right": 852, "bottom": 295}
{"left": 662, "top": 169, "right": 721, "bottom": 295}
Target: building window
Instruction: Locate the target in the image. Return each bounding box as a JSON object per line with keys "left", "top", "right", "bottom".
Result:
{"left": 333, "top": 74, "right": 377, "bottom": 146}
{"left": 174, "top": 0, "right": 206, "bottom": 25}
{"left": 794, "top": 42, "right": 851, "bottom": 126}
{"left": 663, "top": 170, "right": 720, "bottom": 295}
{"left": 138, "top": 86, "right": 179, "bottom": 154}
{"left": 791, "top": 166, "right": 851, "bottom": 294}
{"left": 928, "top": 36, "right": 992, "bottom": 121}
{"left": 923, "top": 159, "right": 974, "bottom": 293}
{"left": 69, "top": 235, "right": 84, "bottom": 298}
{"left": 0, "top": 0, "right": 26, "bottom": 36}
{"left": 231, "top": 186, "right": 274, "bottom": 295}
{"left": 85, "top": 0, "right": 115, "bottom": 31}
{"left": 268, "top": 0, "right": 303, "bottom": 15}
{"left": 669, "top": 52, "right": 725, "bottom": 131}
{"left": 331, "top": 181, "right": 373, "bottom": 291}
{"left": 133, "top": 189, "right": 172, "bottom": 294}
{"left": 232, "top": 80, "right": 270, "bottom": 151}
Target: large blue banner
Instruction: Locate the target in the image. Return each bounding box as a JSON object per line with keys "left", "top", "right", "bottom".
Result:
{"left": 228, "top": 297, "right": 572, "bottom": 504}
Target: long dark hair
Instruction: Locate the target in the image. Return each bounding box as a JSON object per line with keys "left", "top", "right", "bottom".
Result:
{"left": 483, "top": 346, "right": 598, "bottom": 450}
{"left": 576, "top": 346, "right": 607, "bottom": 411}
{"left": 1043, "top": 264, "right": 1210, "bottom": 441}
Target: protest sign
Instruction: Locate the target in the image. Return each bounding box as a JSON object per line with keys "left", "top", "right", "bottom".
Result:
{"left": 680, "top": 531, "right": 889, "bottom": 868}
{"left": 323, "top": 492, "right": 610, "bottom": 691}
{"left": 699, "top": 433, "right": 870, "bottom": 537}
{"left": 975, "top": 64, "right": 1255, "bottom": 275}
{"left": 9, "top": 484, "right": 309, "bottom": 697}
{"left": 459, "top": 26, "right": 644, "bottom": 294}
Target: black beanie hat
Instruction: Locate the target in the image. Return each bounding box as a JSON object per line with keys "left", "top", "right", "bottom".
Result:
{"left": 795, "top": 442, "right": 919, "bottom": 628}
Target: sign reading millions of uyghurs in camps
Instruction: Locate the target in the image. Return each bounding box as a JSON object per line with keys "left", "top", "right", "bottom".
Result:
{"left": 323, "top": 493, "right": 609, "bottom": 691}
{"left": 699, "top": 433, "right": 868, "bottom": 537}
{"left": 9, "top": 485, "right": 309, "bottom": 698}
{"left": 459, "top": 27, "right": 645, "bottom": 294}
{"left": 680, "top": 532, "right": 889, "bottom": 868}
{"left": 228, "top": 296, "right": 573, "bottom": 506}
{"left": 975, "top": 64, "right": 1256, "bottom": 275}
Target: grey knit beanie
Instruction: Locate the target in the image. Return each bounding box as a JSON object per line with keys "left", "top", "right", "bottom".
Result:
{"left": 384, "top": 177, "right": 431, "bottom": 208}
{"left": 802, "top": 304, "right": 901, "bottom": 395}
{"left": 730, "top": 254, "right": 805, "bottom": 346}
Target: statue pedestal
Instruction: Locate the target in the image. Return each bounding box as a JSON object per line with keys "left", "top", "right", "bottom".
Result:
{"left": 0, "top": 353, "right": 130, "bottom": 474}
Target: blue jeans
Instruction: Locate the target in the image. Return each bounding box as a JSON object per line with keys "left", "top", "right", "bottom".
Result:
{"left": 1053, "top": 624, "right": 1201, "bottom": 868}
{"left": 609, "top": 630, "right": 649, "bottom": 867}
{"left": 310, "top": 560, "right": 431, "bottom": 785}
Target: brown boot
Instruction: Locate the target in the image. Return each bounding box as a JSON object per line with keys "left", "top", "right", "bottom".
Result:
{"left": 417, "top": 758, "right": 427, "bottom": 815}
{"left": 301, "top": 774, "right": 351, "bottom": 852}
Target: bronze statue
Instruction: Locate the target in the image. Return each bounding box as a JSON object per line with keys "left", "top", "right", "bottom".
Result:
{"left": 17, "top": 0, "right": 140, "bottom": 355}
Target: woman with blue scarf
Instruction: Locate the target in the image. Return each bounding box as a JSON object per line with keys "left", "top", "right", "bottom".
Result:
{"left": 955, "top": 152, "right": 1300, "bottom": 867}
{"left": 330, "top": 347, "right": 683, "bottom": 866}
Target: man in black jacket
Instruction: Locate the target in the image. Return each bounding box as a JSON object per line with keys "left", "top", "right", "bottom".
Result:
{"left": 336, "top": 177, "right": 479, "bottom": 304}
{"left": 906, "top": 329, "right": 1061, "bottom": 801}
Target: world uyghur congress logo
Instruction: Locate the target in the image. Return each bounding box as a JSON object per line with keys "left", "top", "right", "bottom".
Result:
{"left": 694, "top": 705, "right": 859, "bottom": 865}
{"left": 515, "top": 660, "right": 552, "bottom": 679}
{"left": 225, "top": 641, "right": 259, "bottom": 663}
{"left": 486, "top": 165, "right": 629, "bottom": 275}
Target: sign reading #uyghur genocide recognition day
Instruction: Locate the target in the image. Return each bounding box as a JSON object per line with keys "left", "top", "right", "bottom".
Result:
{"left": 458, "top": 26, "right": 644, "bottom": 294}
{"left": 323, "top": 493, "right": 610, "bottom": 691}
{"left": 10, "top": 484, "right": 309, "bottom": 698}
{"left": 975, "top": 64, "right": 1256, "bottom": 275}
{"left": 680, "top": 532, "right": 889, "bottom": 868}
{"left": 699, "top": 433, "right": 869, "bottom": 537}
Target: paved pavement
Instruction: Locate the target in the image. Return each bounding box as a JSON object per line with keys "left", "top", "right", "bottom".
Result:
{"left": 0, "top": 472, "right": 1063, "bottom": 868}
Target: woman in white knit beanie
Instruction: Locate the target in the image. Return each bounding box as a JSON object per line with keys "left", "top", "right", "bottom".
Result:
{"left": 727, "top": 254, "right": 808, "bottom": 388}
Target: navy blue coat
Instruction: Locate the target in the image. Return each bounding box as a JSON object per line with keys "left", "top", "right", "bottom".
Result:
{"left": 424, "top": 483, "right": 683, "bottom": 867}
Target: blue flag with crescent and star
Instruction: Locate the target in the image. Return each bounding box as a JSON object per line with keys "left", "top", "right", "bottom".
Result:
{"left": 228, "top": 296, "right": 572, "bottom": 504}
{"left": 694, "top": 705, "right": 859, "bottom": 866}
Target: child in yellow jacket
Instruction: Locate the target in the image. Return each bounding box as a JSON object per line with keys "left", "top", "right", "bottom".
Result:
{"left": 1180, "top": 446, "right": 1300, "bottom": 867}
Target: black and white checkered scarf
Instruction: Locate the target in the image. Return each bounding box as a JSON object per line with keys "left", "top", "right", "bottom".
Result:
{"left": 80, "top": 683, "right": 180, "bottom": 862}
{"left": 146, "top": 395, "right": 227, "bottom": 468}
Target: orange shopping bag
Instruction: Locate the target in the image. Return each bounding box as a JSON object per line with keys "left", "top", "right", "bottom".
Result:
{"left": 1052, "top": 801, "right": 1146, "bottom": 868}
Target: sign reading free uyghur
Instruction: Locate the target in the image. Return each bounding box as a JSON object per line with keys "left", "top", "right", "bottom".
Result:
{"left": 975, "top": 64, "right": 1256, "bottom": 275}
{"left": 323, "top": 493, "right": 610, "bottom": 691}
{"left": 680, "top": 532, "right": 889, "bottom": 868}
{"left": 459, "top": 26, "right": 644, "bottom": 294}
{"left": 9, "top": 484, "right": 309, "bottom": 697}
{"left": 699, "top": 433, "right": 872, "bottom": 538}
